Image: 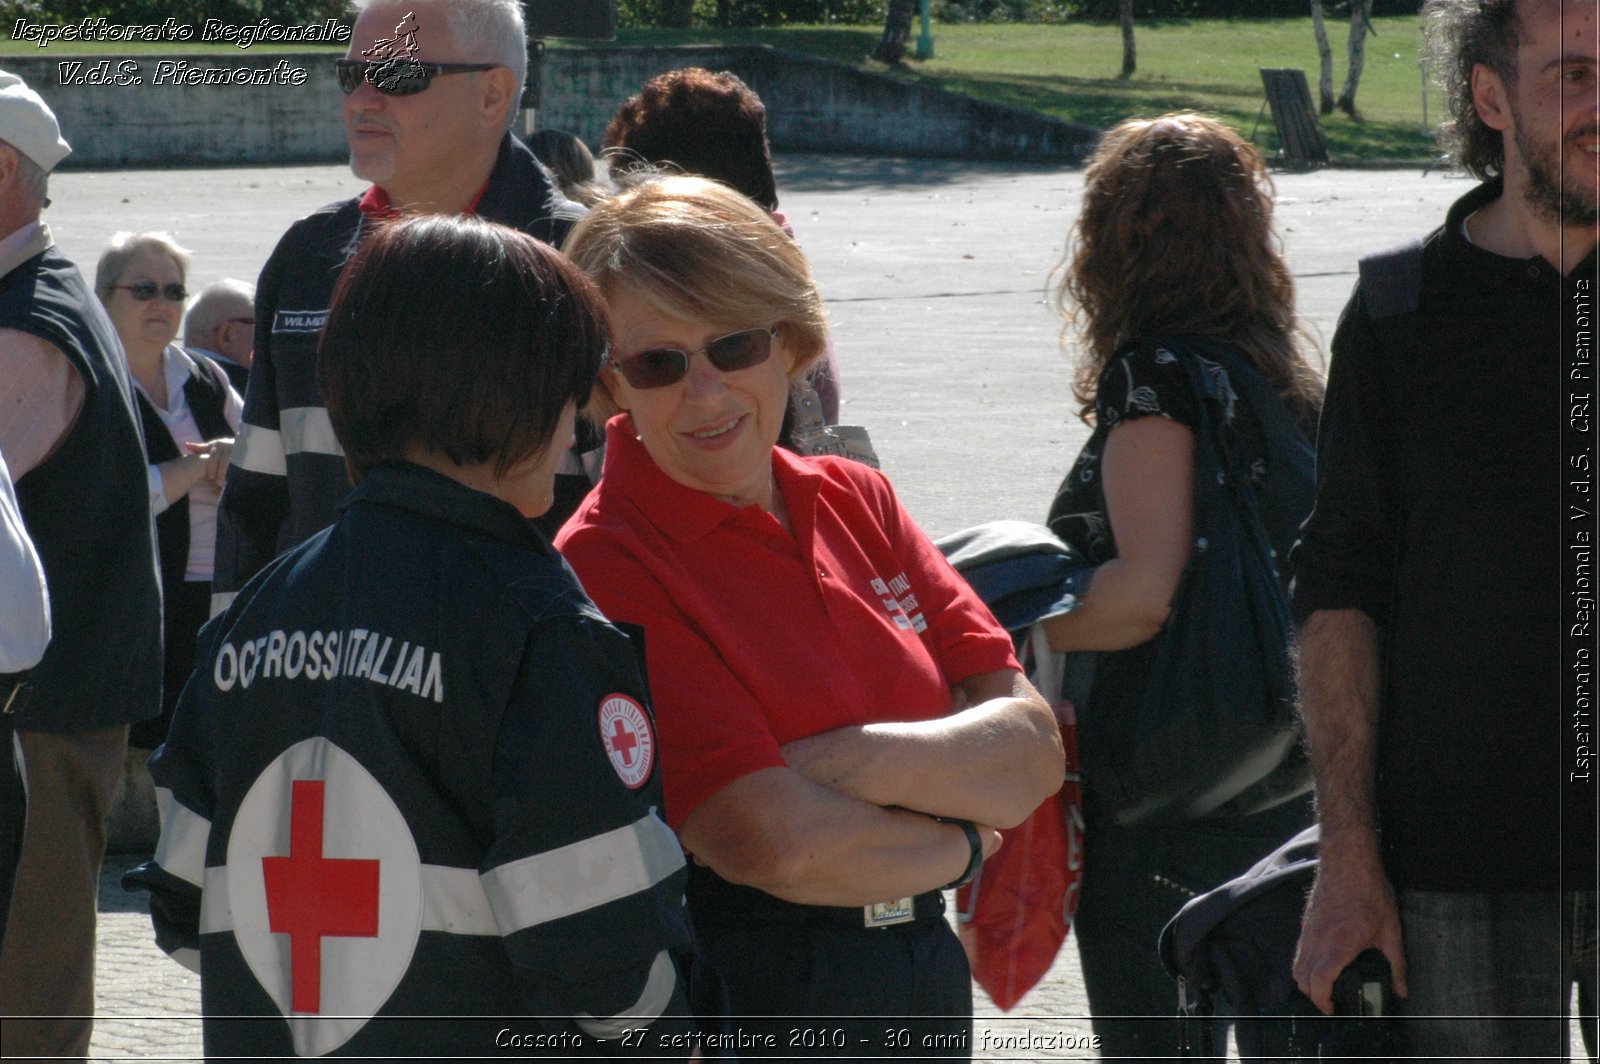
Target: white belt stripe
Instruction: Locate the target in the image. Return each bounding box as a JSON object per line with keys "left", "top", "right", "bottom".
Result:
{"left": 482, "top": 813, "right": 685, "bottom": 936}
{"left": 229, "top": 423, "right": 287, "bottom": 477}
{"left": 576, "top": 950, "right": 677, "bottom": 1040}
{"left": 280, "top": 406, "right": 343, "bottom": 459}
{"left": 154, "top": 788, "right": 212, "bottom": 890}
{"left": 200, "top": 863, "right": 502, "bottom": 937}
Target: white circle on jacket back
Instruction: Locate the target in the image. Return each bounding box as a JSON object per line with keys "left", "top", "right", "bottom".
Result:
{"left": 226, "top": 737, "right": 421, "bottom": 1056}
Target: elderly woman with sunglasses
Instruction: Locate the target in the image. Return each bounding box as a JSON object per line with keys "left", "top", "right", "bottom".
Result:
{"left": 96, "top": 232, "right": 239, "bottom": 758}
{"left": 556, "top": 177, "right": 1064, "bottom": 1055}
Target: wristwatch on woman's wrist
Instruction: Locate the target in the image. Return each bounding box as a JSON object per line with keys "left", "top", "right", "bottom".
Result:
{"left": 934, "top": 816, "right": 983, "bottom": 890}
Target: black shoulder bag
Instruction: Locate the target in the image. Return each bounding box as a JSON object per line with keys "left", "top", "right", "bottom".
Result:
{"left": 1071, "top": 338, "right": 1315, "bottom": 826}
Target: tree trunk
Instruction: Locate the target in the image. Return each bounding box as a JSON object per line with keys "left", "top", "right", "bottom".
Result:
{"left": 717, "top": 0, "right": 732, "bottom": 26}
{"left": 663, "top": 0, "right": 696, "bottom": 28}
{"left": 1310, "top": 0, "right": 1334, "bottom": 115}
{"left": 1337, "top": 0, "right": 1374, "bottom": 117}
{"left": 1118, "top": 0, "right": 1136, "bottom": 78}
{"left": 871, "top": 0, "right": 918, "bottom": 64}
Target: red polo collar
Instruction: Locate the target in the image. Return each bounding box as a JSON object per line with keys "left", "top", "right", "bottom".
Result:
{"left": 358, "top": 180, "right": 489, "bottom": 219}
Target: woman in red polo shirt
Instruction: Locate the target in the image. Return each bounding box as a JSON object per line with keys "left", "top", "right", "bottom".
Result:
{"left": 557, "top": 176, "right": 1064, "bottom": 1057}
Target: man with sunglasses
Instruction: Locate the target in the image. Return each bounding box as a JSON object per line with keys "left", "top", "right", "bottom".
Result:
{"left": 0, "top": 69, "right": 163, "bottom": 1057}
{"left": 215, "top": 0, "right": 584, "bottom": 616}
{"left": 184, "top": 279, "right": 256, "bottom": 394}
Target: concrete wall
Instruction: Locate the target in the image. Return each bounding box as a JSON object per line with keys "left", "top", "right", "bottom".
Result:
{"left": 9, "top": 54, "right": 350, "bottom": 167}
{"left": 7, "top": 45, "right": 1096, "bottom": 169}
{"left": 540, "top": 45, "right": 1097, "bottom": 163}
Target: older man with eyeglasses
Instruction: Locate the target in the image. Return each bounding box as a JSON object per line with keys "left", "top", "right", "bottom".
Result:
{"left": 184, "top": 278, "right": 256, "bottom": 394}
{"left": 213, "top": 0, "right": 584, "bottom": 616}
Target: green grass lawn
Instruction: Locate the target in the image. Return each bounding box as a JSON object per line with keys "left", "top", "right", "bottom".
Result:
{"left": 604, "top": 17, "right": 1447, "bottom": 163}
{"left": 1, "top": 16, "right": 1446, "bottom": 163}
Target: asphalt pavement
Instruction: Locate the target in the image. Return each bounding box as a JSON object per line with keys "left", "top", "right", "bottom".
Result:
{"left": 44, "top": 155, "right": 1469, "bottom": 1062}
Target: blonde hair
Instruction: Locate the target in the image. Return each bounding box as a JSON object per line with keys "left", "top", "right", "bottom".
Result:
{"left": 1054, "top": 113, "right": 1322, "bottom": 424}
{"left": 562, "top": 174, "right": 828, "bottom": 420}
{"left": 94, "top": 230, "right": 190, "bottom": 300}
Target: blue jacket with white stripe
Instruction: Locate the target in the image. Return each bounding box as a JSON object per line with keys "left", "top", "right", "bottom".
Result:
{"left": 126, "top": 462, "right": 692, "bottom": 1058}
{"left": 213, "top": 134, "right": 586, "bottom": 611}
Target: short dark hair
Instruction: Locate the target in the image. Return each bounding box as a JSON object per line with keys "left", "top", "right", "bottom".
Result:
{"left": 318, "top": 215, "right": 606, "bottom": 481}
{"left": 602, "top": 68, "right": 780, "bottom": 212}
{"left": 1422, "top": 0, "right": 1522, "bottom": 179}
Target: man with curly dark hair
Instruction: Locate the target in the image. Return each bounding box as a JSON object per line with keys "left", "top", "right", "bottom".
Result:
{"left": 1291, "top": 0, "right": 1597, "bottom": 1058}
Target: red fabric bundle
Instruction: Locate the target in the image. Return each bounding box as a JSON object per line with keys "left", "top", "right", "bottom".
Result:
{"left": 956, "top": 700, "right": 1083, "bottom": 1011}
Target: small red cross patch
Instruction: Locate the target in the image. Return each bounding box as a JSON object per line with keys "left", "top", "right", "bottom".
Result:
{"left": 598, "top": 694, "right": 655, "bottom": 790}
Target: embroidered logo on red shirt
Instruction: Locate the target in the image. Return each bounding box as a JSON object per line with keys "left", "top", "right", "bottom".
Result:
{"left": 870, "top": 572, "right": 927, "bottom": 633}
{"left": 598, "top": 694, "right": 655, "bottom": 790}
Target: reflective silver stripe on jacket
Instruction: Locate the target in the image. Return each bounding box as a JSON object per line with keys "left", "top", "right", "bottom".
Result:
{"left": 481, "top": 811, "right": 685, "bottom": 935}
{"left": 279, "top": 406, "right": 343, "bottom": 459}
{"left": 229, "top": 422, "right": 286, "bottom": 477}
{"left": 181, "top": 809, "right": 681, "bottom": 939}
{"left": 199, "top": 863, "right": 501, "bottom": 936}
{"left": 576, "top": 949, "right": 678, "bottom": 1039}
{"left": 154, "top": 787, "right": 211, "bottom": 889}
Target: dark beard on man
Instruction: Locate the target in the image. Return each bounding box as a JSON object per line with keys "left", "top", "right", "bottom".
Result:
{"left": 1518, "top": 121, "right": 1600, "bottom": 227}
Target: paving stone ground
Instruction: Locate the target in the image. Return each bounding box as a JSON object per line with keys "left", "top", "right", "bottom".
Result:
{"left": 41, "top": 156, "right": 1478, "bottom": 1062}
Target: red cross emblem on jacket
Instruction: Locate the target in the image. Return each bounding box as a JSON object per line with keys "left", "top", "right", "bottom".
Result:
{"left": 262, "top": 780, "right": 381, "bottom": 1014}
{"left": 227, "top": 737, "right": 425, "bottom": 1055}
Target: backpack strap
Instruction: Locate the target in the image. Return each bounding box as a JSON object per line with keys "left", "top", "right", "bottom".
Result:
{"left": 1356, "top": 237, "right": 1425, "bottom": 320}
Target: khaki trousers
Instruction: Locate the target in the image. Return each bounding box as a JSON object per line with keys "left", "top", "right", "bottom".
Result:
{"left": 0, "top": 725, "right": 128, "bottom": 1061}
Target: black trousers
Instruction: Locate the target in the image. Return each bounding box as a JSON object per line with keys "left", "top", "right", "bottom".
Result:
{"left": 692, "top": 911, "right": 973, "bottom": 1060}
{"left": 1073, "top": 791, "right": 1313, "bottom": 1063}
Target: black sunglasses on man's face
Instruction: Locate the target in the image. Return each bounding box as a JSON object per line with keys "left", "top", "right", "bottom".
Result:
{"left": 335, "top": 58, "right": 499, "bottom": 97}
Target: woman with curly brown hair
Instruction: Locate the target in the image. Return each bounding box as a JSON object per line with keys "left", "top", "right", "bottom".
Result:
{"left": 1042, "top": 113, "right": 1321, "bottom": 1060}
